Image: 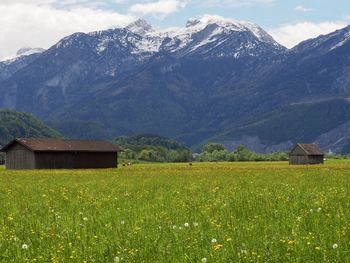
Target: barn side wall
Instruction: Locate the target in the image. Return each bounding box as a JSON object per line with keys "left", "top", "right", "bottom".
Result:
{"left": 5, "top": 143, "right": 35, "bottom": 170}
{"left": 289, "top": 155, "right": 324, "bottom": 165}
{"left": 35, "top": 152, "right": 117, "bottom": 169}
{"left": 307, "top": 155, "right": 324, "bottom": 164}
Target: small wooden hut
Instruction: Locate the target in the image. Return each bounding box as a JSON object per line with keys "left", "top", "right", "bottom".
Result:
{"left": 289, "top": 143, "right": 324, "bottom": 165}
{"left": 1, "top": 138, "right": 121, "bottom": 170}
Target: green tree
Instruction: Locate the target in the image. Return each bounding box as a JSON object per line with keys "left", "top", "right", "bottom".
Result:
{"left": 202, "top": 143, "right": 226, "bottom": 153}
{"left": 234, "top": 145, "right": 253, "bottom": 161}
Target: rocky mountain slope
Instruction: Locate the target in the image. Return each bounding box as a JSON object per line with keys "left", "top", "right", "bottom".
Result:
{"left": 0, "top": 48, "right": 45, "bottom": 82}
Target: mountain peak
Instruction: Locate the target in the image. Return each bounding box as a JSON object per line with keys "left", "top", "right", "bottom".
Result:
{"left": 126, "top": 19, "right": 155, "bottom": 35}
{"left": 184, "top": 15, "right": 277, "bottom": 45}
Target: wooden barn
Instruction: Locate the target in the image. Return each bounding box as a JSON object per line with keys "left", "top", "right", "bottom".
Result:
{"left": 0, "top": 138, "right": 121, "bottom": 170}
{"left": 289, "top": 143, "right": 324, "bottom": 165}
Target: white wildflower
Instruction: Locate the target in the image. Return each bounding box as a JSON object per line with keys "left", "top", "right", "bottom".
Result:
{"left": 83, "top": 217, "right": 88, "bottom": 221}
{"left": 211, "top": 238, "right": 217, "bottom": 243}
{"left": 201, "top": 257, "right": 207, "bottom": 263}
{"left": 21, "top": 244, "right": 28, "bottom": 250}
{"left": 184, "top": 223, "right": 189, "bottom": 227}
{"left": 114, "top": 256, "right": 120, "bottom": 262}
{"left": 333, "top": 243, "right": 338, "bottom": 249}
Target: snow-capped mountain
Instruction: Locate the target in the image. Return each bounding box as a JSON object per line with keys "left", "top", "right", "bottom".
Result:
{"left": 1, "top": 17, "right": 350, "bottom": 153}
{"left": 24, "top": 15, "right": 284, "bottom": 83}
{"left": 52, "top": 15, "right": 285, "bottom": 63}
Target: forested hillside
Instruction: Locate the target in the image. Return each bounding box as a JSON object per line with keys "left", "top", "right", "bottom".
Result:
{"left": 0, "top": 109, "right": 62, "bottom": 146}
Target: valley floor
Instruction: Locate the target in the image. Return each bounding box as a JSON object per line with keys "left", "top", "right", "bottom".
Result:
{"left": 0, "top": 161, "right": 349, "bottom": 262}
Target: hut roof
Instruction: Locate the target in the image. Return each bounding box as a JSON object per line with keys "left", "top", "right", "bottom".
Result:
{"left": 1, "top": 138, "right": 121, "bottom": 153}
{"left": 290, "top": 143, "right": 323, "bottom": 156}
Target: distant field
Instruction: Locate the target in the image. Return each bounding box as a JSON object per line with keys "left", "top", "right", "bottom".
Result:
{"left": 0, "top": 161, "right": 350, "bottom": 262}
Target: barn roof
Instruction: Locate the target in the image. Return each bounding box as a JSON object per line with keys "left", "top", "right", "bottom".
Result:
{"left": 290, "top": 143, "right": 324, "bottom": 156}
{"left": 1, "top": 138, "right": 121, "bottom": 153}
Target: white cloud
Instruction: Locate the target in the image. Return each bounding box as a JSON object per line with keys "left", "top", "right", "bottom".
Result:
{"left": 294, "top": 5, "right": 315, "bottom": 13}
{"left": 269, "top": 21, "right": 348, "bottom": 48}
{"left": 129, "top": 0, "right": 187, "bottom": 17}
{"left": 201, "top": 0, "right": 275, "bottom": 8}
{"left": 0, "top": 3, "right": 134, "bottom": 59}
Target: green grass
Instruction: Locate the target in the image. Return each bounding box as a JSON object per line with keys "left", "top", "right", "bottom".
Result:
{"left": 0, "top": 161, "right": 350, "bottom": 262}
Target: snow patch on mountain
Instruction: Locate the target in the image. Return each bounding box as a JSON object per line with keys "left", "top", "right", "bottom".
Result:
{"left": 330, "top": 31, "right": 350, "bottom": 51}
{"left": 1, "top": 47, "right": 45, "bottom": 63}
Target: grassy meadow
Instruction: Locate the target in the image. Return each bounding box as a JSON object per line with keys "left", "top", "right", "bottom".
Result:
{"left": 0, "top": 161, "right": 350, "bottom": 262}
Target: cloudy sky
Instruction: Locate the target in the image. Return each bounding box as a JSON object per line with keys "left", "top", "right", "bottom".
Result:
{"left": 0, "top": 0, "right": 349, "bottom": 59}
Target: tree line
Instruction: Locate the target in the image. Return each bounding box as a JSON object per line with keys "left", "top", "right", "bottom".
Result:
{"left": 115, "top": 135, "right": 289, "bottom": 163}
{"left": 115, "top": 134, "right": 192, "bottom": 163}
{"left": 197, "top": 143, "right": 288, "bottom": 162}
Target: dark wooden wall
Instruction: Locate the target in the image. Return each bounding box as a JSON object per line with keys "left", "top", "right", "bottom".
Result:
{"left": 4, "top": 142, "right": 118, "bottom": 169}
{"left": 5, "top": 143, "right": 35, "bottom": 170}
{"left": 289, "top": 155, "right": 324, "bottom": 165}
{"left": 0, "top": 153, "right": 5, "bottom": 165}
{"left": 35, "top": 152, "right": 118, "bottom": 169}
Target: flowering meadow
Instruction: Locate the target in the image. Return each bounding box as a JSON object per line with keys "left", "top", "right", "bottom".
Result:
{"left": 0, "top": 161, "right": 350, "bottom": 262}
